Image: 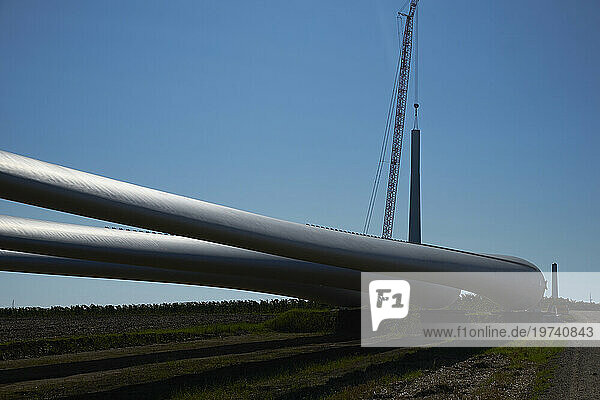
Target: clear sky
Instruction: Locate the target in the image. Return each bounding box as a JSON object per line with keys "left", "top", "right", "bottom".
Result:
{"left": 1, "top": 0, "right": 598, "bottom": 306}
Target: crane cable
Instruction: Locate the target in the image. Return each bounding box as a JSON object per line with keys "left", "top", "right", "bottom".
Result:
{"left": 363, "top": 15, "right": 404, "bottom": 234}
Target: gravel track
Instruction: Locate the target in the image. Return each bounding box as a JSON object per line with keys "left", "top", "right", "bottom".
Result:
{"left": 540, "top": 347, "right": 600, "bottom": 400}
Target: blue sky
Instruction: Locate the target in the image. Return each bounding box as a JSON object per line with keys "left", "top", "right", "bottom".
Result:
{"left": 1, "top": 0, "right": 598, "bottom": 306}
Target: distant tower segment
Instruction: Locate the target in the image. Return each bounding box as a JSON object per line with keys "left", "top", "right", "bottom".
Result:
{"left": 552, "top": 262, "right": 558, "bottom": 300}
{"left": 408, "top": 126, "right": 421, "bottom": 244}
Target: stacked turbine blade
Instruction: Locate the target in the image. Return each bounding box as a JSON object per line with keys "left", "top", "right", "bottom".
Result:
{"left": 0, "top": 150, "right": 544, "bottom": 309}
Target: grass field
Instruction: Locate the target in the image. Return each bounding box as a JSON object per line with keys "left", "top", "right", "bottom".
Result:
{"left": 0, "top": 299, "right": 565, "bottom": 399}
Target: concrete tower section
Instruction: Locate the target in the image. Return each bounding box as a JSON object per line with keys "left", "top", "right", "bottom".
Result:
{"left": 552, "top": 262, "right": 558, "bottom": 300}
{"left": 409, "top": 129, "right": 421, "bottom": 244}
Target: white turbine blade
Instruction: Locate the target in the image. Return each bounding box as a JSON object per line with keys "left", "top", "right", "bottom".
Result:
{"left": 0, "top": 151, "right": 544, "bottom": 309}
{"left": 0, "top": 216, "right": 460, "bottom": 308}
{"left": 0, "top": 250, "right": 361, "bottom": 306}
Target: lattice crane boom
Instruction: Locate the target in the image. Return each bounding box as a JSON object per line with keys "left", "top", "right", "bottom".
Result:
{"left": 382, "top": 0, "right": 418, "bottom": 239}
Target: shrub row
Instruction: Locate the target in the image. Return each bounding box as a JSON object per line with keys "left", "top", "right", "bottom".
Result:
{"left": 0, "top": 299, "right": 329, "bottom": 318}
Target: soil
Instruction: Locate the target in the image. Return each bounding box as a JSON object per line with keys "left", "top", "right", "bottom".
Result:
{"left": 0, "top": 313, "right": 274, "bottom": 342}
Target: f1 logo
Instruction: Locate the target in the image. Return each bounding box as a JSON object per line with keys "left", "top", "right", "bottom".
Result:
{"left": 369, "top": 280, "right": 410, "bottom": 331}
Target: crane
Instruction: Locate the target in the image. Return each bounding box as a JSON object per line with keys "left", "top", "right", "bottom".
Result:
{"left": 382, "top": 0, "right": 419, "bottom": 239}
